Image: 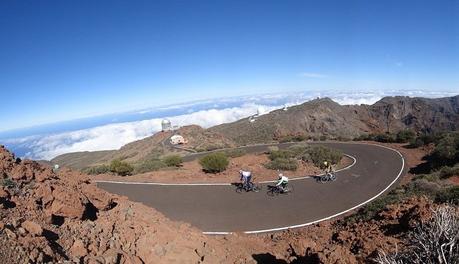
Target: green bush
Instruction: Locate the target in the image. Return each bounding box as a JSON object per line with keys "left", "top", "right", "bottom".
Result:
{"left": 134, "top": 159, "right": 166, "bottom": 174}
{"left": 435, "top": 186, "right": 459, "bottom": 205}
{"left": 439, "top": 165, "right": 459, "bottom": 179}
{"left": 162, "top": 155, "right": 183, "bottom": 167}
{"left": 109, "top": 159, "right": 134, "bottom": 176}
{"left": 199, "top": 152, "right": 229, "bottom": 173}
{"left": 279, "top": 134, "right": 307, "bottom": 143}
{"left": 268, "top": 150, "right": 295, "bottom": 161}
{"left": 287, "top": 144, "right": 310, "bottom": 158}
{"left": 415, "top": 173, "right": 440, "bottom": 182}
{"left": 265, "top": 158, "right": 298, "bottom": 171}
{"left": 396, "top": 130, "right": 416, "bottom": 143}
{"left": 307, "top": 146, "right": 343, "bottom": 168}
{"left": 408, "top": 134, "right": 437, "bottom": 148}
{"left": 1, "top": 178, "right": 16, "bottom": 188}
{"left": 405, "top": 179, "right": 442, "bottom": 198}
{"left": 84, "top": 165, "right": 110, "bottom": 175}
{"left": 431, "top": 133, "right": 459, "bottom": 165}
{"left": 353, "top": 134, "right": 372, "bottom": 141}
{"left": 267, "top": 146, "right": 279, "bottom": 153}
{"left": 374, "top": 133, "right": 396, "bottom": 143}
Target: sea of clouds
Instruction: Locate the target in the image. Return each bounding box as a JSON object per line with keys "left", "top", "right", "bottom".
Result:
{"left": 2, "top": 89, "right": 457, "bottom": 160}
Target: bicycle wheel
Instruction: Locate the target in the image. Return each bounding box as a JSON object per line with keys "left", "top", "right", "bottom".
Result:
{"left": 252, "top": 184, "right": 261, "bottom": 192}
{"left": 320, "top": 175, "right": 328, "bottom": 183}
{"left": 235, "top": 183, "right": 244, "bottom": 193}
{"left": 283, "top": 185, "right": 294, "bottom": 194}
{"left": 267, "top": 186, "right": 277, "bottom": 196}
{"left": 330, "top": 173, "right": 337, "bottom": 181}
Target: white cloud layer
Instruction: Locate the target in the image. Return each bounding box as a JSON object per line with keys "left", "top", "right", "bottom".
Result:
{"left": 4, "top": 89, "right": 457, "bottom": 160}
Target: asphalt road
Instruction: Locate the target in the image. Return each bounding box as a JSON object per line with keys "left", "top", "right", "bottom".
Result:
{"left": 97, "top": 142, "right": 405, "bottom": 233}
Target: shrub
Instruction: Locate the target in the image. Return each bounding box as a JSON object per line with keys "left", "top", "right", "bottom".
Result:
{"left": 134, "top": 159, "right": 166, "bottom": 174}
{"left": 307, "top": 146, "right": 343, "bottom": 168}
{"left": 279, "top": 134, "right": 307, "bottom": 143}
{"left": 162, "top": 155, "right": 183, "bottom": 167}
{"left": 396, "top": 130, "right": 416, "bottom": 143}
{"left": 199, "top": 153, "right": 229, "bottom": 173}
{"left": 375, "top": 204, "right": 459, "bottom": 264}
{"left": 84, "top": 165, "right": 110, "bottom": 175}
{"left": 268, "top": 150, "right": 295, "bottom": 161}
{"left": 109, "top": 159, "right": 134, "bottom": 176}
{"left": 265, "top": 158, "right": 298, "bottom": 171}
{"left": 435, "top": 186, "right": 459, "bottom": 205}
{"left": 415, "top": 173, "right": 440, "bottom": 182}
{"left": 374, "top": 133, "right": 396, "bottom": 143}
{"left": 431, "top": 133, "right": 459, "bottom": 165}
{"left": 405, "top": 179, "right": 442, "bottom": 199}
{"left": 353, "top": 134, "right": 372, "bottom": 141}
{"left": 408, "top": 134, "right": 437, "bottom": 148}
{"left": 267, "top": 146, "right": 279, "bottom": 153}
{"left": 439, "top": 165, "right": 459, "bottom": 179}
{"left": 287, "top": 144, "right": 310, "bottom": 158}
{"left": 224, "top": 149, "right": 246, "bottom": 158}
{"left": 1, "top": 178, "right": 16, "bottom": 188}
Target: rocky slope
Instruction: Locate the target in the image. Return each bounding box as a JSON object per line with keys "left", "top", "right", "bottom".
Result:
{"left": 211, "top": 95, "right": 459, "bottom": 145}
{"left": 0, "top": 145, "right": 257, "bottom": 263}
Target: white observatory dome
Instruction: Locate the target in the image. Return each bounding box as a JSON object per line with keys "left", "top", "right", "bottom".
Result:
{"left": 161, "top": 119, "right": 172, "bottom": 131}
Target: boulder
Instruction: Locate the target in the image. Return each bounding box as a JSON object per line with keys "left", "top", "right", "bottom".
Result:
{"left": 49, "top": 186, "right": 88, "bottom": 219}
{"left": 21, "top": 220, "right": 43, "bottom": 236}
{"left": 70, "top": 239, "right": 88, "bottom": 257}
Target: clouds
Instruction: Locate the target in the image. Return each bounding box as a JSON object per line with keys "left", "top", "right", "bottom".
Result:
{"left": 299, "top": 72, "right": 328, "bottom": 78}
{"left": 3, "top": 89, "right": 457, "bottom": 161}
{"left": 11, "top": 103, "right": 273, "bottom": 160}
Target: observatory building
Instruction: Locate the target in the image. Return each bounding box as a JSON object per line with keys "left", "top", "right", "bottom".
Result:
{"left": 170, "top": 135, "right": 188, "bottom": 145}
{"left": 161, "top": 119, "right": 172, "bottom": 132}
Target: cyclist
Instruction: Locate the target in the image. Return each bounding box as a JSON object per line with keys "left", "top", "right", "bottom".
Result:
{"left": 276, "top": 173, "right": 289, "bottom": 193}
{"left": 239, "top": 169, "right": 253, "bottom": 190}
{"left": 323, "top": 161, "right": 334, "bottom": 175}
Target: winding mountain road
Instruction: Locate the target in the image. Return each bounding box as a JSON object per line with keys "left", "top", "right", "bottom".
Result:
{"left": 97, "top": 142, "right": 405, "bottom": 234}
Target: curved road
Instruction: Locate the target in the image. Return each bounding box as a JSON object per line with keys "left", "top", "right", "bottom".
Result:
{"left": 97, "top": 142, "right": 405, "bottom": 234}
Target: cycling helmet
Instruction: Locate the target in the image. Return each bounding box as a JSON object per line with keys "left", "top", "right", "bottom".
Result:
{"left": 323, "top": 161, "right": 328, "bottom": 166}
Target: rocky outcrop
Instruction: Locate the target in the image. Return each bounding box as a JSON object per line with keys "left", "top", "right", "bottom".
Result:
{"left": 0, "top": 146, "right": 257, "bottom": 263}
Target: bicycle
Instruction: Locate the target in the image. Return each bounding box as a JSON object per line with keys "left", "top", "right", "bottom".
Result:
{"left": 266, "top": 185, "right": 293, "bottom": 196}
{"left": 235, "top": 181, "right": 261, "bottom": 193}
{"left": 319, "top": 172, "right": 336, "bottom": 183}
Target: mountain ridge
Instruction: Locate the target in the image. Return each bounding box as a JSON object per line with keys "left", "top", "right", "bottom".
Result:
{"left": 52, "top": 95, "right": 459, "bottom": 169}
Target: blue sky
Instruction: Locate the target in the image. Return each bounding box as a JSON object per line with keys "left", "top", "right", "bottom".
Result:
{"left": 1, "top": 0, "right": 458, "bottom": 131}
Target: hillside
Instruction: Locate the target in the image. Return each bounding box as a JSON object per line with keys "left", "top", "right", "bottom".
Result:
{"left": 210, "top": 95, "right": 459, "bottom": 145}
{"left": 52, "top": 125, "right": 235, "bottom": 170}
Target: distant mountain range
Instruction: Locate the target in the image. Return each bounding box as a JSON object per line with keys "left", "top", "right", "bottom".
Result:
{"left": 51, "top": 95, "right": 459, "bottom": 169}
{"left": 211, "top": 95, "right": 459, "bottom": 145}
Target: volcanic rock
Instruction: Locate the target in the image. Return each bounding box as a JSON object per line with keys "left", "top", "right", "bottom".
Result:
{"left": 21, "top": 220, "right": 43, "bottom": 236}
